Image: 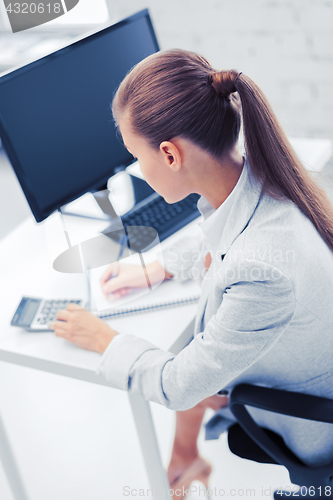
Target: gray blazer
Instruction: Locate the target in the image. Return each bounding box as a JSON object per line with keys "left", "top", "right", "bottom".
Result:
{"left": 98, "top": 162, "right": 333, "bottom": 467}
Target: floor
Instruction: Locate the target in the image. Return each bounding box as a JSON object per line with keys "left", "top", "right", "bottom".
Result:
{"left": 1, "top": 148, "right": 332, "bottom": 499}
{"left": 0, "top": 360, "right": 292, "bottom": 500}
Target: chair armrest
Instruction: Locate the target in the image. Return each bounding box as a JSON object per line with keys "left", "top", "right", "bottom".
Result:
{"left": 229, "top": 383, "right": 333, "bottom": 485}
{"left": 230, "top": 383, "right": 333, "bottom": 423}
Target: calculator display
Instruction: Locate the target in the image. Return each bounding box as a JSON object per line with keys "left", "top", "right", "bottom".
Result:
{"left": 11, "top": 297, "right": 42, "bottom": 327}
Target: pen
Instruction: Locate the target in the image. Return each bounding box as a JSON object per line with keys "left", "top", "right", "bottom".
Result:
{"left": 109, "top": 233, "right": 127, "bottom": 282}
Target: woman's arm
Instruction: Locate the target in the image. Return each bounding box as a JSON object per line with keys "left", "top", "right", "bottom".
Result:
{"left": 156, "top": 236, "right": 205, "bottom": 282}
{"left": 97, "top": 260, "right": 295, "bottom": 411}
{"left": 51, "top": 260, "right": 295, "bottom": 410}
{"left": 99, "top": 235, "right": 206, "bottom": 301}
{"left": 51, "top": 303, "right": 119, "bottom": 353}
{"left": 100, "top": 260, "right": 172, "bottom": 300}
{"left": 51, "top": 237, "right": 208, "bottom": 351}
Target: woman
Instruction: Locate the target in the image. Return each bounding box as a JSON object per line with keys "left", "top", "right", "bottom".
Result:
{"left": 50, "top": 49, "right": 333, "bottom": 494}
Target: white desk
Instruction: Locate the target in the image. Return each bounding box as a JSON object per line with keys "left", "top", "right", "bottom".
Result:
{"left": 0, "top": 137, "right": 331, "bottom": 499}
{"left": 0, "top": 215, "right": 202, "bottom": 500}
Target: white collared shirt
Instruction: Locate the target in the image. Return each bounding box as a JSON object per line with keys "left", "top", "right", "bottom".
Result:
{"left": 157, "top": 158, "right": 247, "bottom": 282}
{"left": 195, "top": 159, "right": 247, "bottom": 258}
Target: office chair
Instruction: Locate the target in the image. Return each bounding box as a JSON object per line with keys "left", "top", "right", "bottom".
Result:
{"left": 228, "top": 383, "right": 333, "bottom": 499}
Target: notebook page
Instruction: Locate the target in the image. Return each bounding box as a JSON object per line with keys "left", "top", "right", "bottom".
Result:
{"left": 89, "top": 265, "right": 201, "bottom": 316}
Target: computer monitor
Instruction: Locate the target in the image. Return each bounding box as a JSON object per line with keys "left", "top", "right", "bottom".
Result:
{"left": 0, "top": 9, "right": 159, "bottom": 222}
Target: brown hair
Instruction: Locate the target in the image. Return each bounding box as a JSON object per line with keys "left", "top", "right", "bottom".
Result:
{"left": 113, "top": 49, "right": 333, "bottom": 251}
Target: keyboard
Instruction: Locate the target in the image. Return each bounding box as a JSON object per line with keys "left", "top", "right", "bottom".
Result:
{"left": 103, "top": 193, "right": 200, "bottom": 252}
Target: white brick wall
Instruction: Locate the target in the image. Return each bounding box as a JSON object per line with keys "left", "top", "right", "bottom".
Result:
{"left": 113, "top": 0, "right": 333, "bottom": 142}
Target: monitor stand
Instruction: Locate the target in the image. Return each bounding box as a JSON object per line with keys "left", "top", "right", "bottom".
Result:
{"left": 55, "top": 182, "right": 127, "bottom": 275}
{"left": 54, "top": 195, "right": 129, "bottom": 277}
{"left": 60, "top": 168, "right": 149, "bottom": 225}
{"left": 93, "top": 189, "right": 120, "bottom": 219}
{"left": 54, "top": 172, "right": 158, "bottom": 275}
{"left": 61, "top": 188, "right": 121, "bottom": 225}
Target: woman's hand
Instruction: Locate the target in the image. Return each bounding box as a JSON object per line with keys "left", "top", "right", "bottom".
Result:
{"left": 100, "top": 260, "right": 172, "bottom": 300}
{"left": 49, "top": 303, "right": 118, "bottom": 353}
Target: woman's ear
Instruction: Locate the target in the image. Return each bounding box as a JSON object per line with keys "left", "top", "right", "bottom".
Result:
{"left": 159, "top": 141, "right": 182, "bottom": 172}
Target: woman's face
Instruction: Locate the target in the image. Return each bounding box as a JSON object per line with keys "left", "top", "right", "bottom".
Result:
{"left": 118, "top": 114, "right": 187, "bottom": 203}
{"left": 117, "top": 112, "right": 245, "bottom": 210}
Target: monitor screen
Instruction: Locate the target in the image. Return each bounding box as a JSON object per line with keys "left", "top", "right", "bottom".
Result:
{"left": 0, "top": 9, "right": 159, "bottom": 222}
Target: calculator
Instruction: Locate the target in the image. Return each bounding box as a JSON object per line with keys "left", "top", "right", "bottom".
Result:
{"left": 11, "top": 297, "right": 84, "bottom": 331}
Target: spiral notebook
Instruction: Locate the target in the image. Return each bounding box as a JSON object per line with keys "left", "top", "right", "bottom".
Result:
{"left": 93, "top": 278, "right": 201, "bottom": 319}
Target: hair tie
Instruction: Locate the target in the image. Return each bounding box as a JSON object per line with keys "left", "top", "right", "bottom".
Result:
{"left": 208, "top": 70, "right": 241, "bottom": 99}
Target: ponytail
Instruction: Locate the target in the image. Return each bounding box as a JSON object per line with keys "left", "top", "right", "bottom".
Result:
{"left": 113, "top": 49, "right": 333, "bottom": 251}
{"left": 234, "top": 72, "right": 333, "bottom": 251}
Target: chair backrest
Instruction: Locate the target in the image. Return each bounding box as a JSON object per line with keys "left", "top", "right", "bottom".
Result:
{"left": 229, "top": 383, "right": 333, "bottom": 488}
